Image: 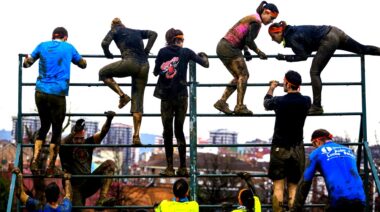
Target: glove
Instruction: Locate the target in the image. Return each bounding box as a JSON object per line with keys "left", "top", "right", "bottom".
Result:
{"left": 243, "top": 50, "right": 253, "bottom": 61}
{"left": 63, "top": 172, "right": 71, "bottom": 180}
{"left": 104, "top": 111, "right": 116, "bottom": 119}
{"left": 197, "top": 52, "right": 208, "bottom": 58}
{"left": 237, "top": 172, "right": 251, "bottom": 181}
{"left": 257, "top": 50, "right": 267, "bottom": 60}
{"left": 74, "top": 119, "right": 85, "bottom": 132}
{"left": 105, "top": 53, "right": 114, "bottom": 59}
{"left": 276, "top": 53, "right": 286, "bottom": 60}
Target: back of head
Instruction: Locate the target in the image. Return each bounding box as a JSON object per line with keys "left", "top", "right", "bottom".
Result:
{"left": 311, "top": 129, "right": 333, "bottom": 140}
{"left": 285, "top": 70, "right": 302, "bottom": 90}
{"left": 256, "top": 1, "right": 279, "bottom": 15}
{"left": 52, "top": 27, "right": 68, "bottom": 39}
{"left": 238, "top": 189, "right": 254, "bottom": 212}
{"left": 173, "top": 179, "right": 189, "bottom": 198}
{"left": 165, "top": 28, "right": 184, "bottom": 46}
{"left": 268, "top": 21, "right": 287, "bottom": 35}
{"left": 45, "top": 182, "right": 60, "bottom": 203}
{"left": 111, "top": 17, "right": 124, "bottom": 28}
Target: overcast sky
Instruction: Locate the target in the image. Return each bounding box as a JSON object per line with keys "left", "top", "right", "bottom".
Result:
{"left": 1, "top": 0, "right": 380, "bottom": 144}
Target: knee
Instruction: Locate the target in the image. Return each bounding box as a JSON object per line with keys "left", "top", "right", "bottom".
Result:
{"left": 104, "top": 160, "right": 116, "bottom": 172}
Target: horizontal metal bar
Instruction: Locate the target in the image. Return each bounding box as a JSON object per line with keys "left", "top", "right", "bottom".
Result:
{"left": 20, "top": 142, "right": 363, "bottom": 148}
{"left": 20, "top": 112, "right": 362, "bottom": 117}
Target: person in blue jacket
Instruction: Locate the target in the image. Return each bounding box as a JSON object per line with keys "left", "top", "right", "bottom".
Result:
{"left": 23, "top": 27, "right": 87, "bottom": 177}
{"left": 291, "top": 129, "right": 366, "bottom": 212}
{"left": 268, "top": 21, "right": 380, "bottom": 115}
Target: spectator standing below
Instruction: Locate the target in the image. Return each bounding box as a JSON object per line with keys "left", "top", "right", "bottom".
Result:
{"left": 59, "top": 111, "right": 117, "bottom": 208}
{"left": 291, "top": 129, "right": 366, "bottom": 212}
{"left": 153, "top": 28, "right": 209, "bottom": 177}
{"left": 99, "top": 17, "right": 157, "bottom": 146}
{"left": 268, "top": 21, "right": 380, "bottom": 114}
{"left": 23, "top": 27, "right": 87, "bottom": 177}
{"left": 214, "top": 1, "right": 279, "bottom": 115}
{"left": 154, "top": 179, "right": 199, "bottom": 212}
{"left": 13, "top": 167, "right": 72, "bottom": 212}
{"left": 263, "top": 70, "right": 311, "bottom": 212}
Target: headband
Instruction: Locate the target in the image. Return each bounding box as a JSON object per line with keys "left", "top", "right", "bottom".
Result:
{"left": 175, "top": 35, "right": 184, "bottom": 39}
{"left": 265, "top": 9, "right": 278, "bottom": 18}
{"left": 312, "top": 134, "right": 333, "bottom": 141}
{"left": 269, "top": 26, "right": 283, "bottom": 34}
{"left": 74, "top": 130, "right": 86, "bottom": 138}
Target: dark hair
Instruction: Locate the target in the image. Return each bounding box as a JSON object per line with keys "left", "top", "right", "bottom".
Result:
{"left": 311, "top": 129, "right": 333, "bottom": 140}
{"left": 239, "top": 189, "right": 254, "bottom": 212}
{"left": 173, "top": 179, "right": 189, "bottom": 198}
{"left": 285, "top": 70, "right": 302, "bottom": 89}
{"left": 256, "top": 1, "right": 279, "bottom": 14}
{"left": 268, "top": 21, "right": 287, "bottom": 34}
{"left": 52, "top": 27, "right": 68, "bottom": 39}
{"left": 45, "top": 182, "right": 60, "bottom": 203}
{"left": 165, "top": 28, "right": 184, "bottom": 46}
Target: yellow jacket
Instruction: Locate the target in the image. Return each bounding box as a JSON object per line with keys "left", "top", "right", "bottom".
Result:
{"left": 155, "top": 200, "right": 199, "bottom": 212}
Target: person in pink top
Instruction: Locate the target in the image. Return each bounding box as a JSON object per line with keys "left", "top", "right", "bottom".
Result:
{"left": 214, "top": 1, "right": 279, "bottom": 115}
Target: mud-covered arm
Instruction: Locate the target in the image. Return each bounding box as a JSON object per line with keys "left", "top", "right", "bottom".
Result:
{"left": 13, "top": 168, "right": 29, "bottom": 204}
{"left": 23, "top": 55, "right": 37, "bottom": 68}
{"left": 245, "top": 22, "right": 261, "bottom": 54}
{"left": 194, "top": 52, "right": 209, "bottom": 68}
{"left": 93, "top": 111, "right": 115, "bottom": 144}
{"left": 63, "top": 173, "right": 72, "bottom": 201}
{"left": 144, "top": 30, "right": 158, "bottom": 55}
{"left": 101, "top": 31, "right": 114, "bottom": 59}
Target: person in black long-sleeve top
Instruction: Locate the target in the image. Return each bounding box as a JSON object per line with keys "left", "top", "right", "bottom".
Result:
{"left": 153, "top": 28, "right": 209, "bottom": 177}
{"left": 263, "top": 70, "right": 311, "bottom": 212}
{"left": 99, "top": 17, "right": 157, "bottom": 145}
{"left": 268, "top": 21, "right": 380, "bottom": 115}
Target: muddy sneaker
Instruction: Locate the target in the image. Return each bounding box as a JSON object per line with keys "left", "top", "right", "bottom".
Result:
{"left": 46, "top": 166, "right": 63, "bottom": 177}
{"left": 96, "top": 197, "right": 117, "bottom": 206}
{"left": 176, "top": 167, "right": 189, "bottom": 177}
{"left": 214, "top": 99, "right": 233, "bottom": 114}
{"left": 118, "top": 95, "right": 131, "bottom": 109}
{"left": 132, "top": 135, "right": 142, "bottom": 146}
{"left": 234, "top": 104, "right": 253, "bottom": 115}
{"left": 160, "top": 167, "right": 175, "bottom": 177}
{"left": 308, "top": 104, "right": 324, "bottom": 115}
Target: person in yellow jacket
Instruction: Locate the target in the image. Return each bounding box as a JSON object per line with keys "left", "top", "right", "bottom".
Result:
{"left": 232, "top": 188, "right": 261, "bottom": 212}
{"left": 155, "top": 179, "right": 199, "bottom": 212}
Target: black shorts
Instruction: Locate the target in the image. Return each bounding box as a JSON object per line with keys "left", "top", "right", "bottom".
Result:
{"left": 268, "top": 145, "right": 305, "bottom": 183}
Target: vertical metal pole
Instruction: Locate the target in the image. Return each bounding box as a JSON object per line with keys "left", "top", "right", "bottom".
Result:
{"left": 7, "top": 54, "right": 24, "bottom": 212}
{"left": 360, "top": 55, "right": 370, "bottom": 211}
{"left": 189, "top": 61, "right": 198, "bottom": 200}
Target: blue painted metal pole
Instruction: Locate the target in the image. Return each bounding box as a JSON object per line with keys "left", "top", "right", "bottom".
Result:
{"left": 189, "top": 61, "right": 198, "bottom": 200}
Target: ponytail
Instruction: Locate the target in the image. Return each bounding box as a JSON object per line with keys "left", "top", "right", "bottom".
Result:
{"left": 256, "top": 1, "right": 279, "bottom": 15}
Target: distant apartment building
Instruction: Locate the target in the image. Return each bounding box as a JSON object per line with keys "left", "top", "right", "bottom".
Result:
{"left": 209, "top": 128, "right": 238, "bottom": 155}
{"left": 12, "top": 116, "right": 40, "bottom": 142}
{"left": 102, "top": 123, "right": 134, "bottom": 174}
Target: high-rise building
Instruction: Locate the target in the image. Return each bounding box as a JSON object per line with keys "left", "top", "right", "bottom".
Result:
{"left": 103, "top": 123, "right": 133, "bottom": 174}
{"left": 209, "top": 128, "right": 238, "bottom": 154}
{"left": 12, "top": 116, "right": 41, "bottom": 142}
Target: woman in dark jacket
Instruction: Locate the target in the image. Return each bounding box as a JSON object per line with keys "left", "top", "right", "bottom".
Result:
{"left": 269, "top": 21, "right": 380, "bottom": 114}
{"left": 153, "top": 28, "right": 209, "bottom": 177}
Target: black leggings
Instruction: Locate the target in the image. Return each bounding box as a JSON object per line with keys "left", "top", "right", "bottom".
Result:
{"left": 161, "top": 97, "right": 188, "bottom": 167}
{"left": 311, "top": 26, "right": 380, "bottom": 106}
{"left": 35, "top": 91, "right": 66, "bottom": 145}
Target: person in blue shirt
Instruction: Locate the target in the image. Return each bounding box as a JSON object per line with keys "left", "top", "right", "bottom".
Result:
{"left": 99, "top": 17, "right": 157, "bottom": 146}
{"left": 291, "top": 129, "right": 366, "bottom": 212}
{"left": 23, "top": 27, "right": 87, "bottom": 177}
{"left": 13, "top": 167, "right": 72, "bottom": 212}
{"left": 268, "top": 21, "right": 380, "bottom": 115}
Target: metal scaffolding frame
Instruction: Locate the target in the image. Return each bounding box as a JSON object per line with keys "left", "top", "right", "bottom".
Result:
{"left": 7, "top": 53, "right": 380, "bottom": 211}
